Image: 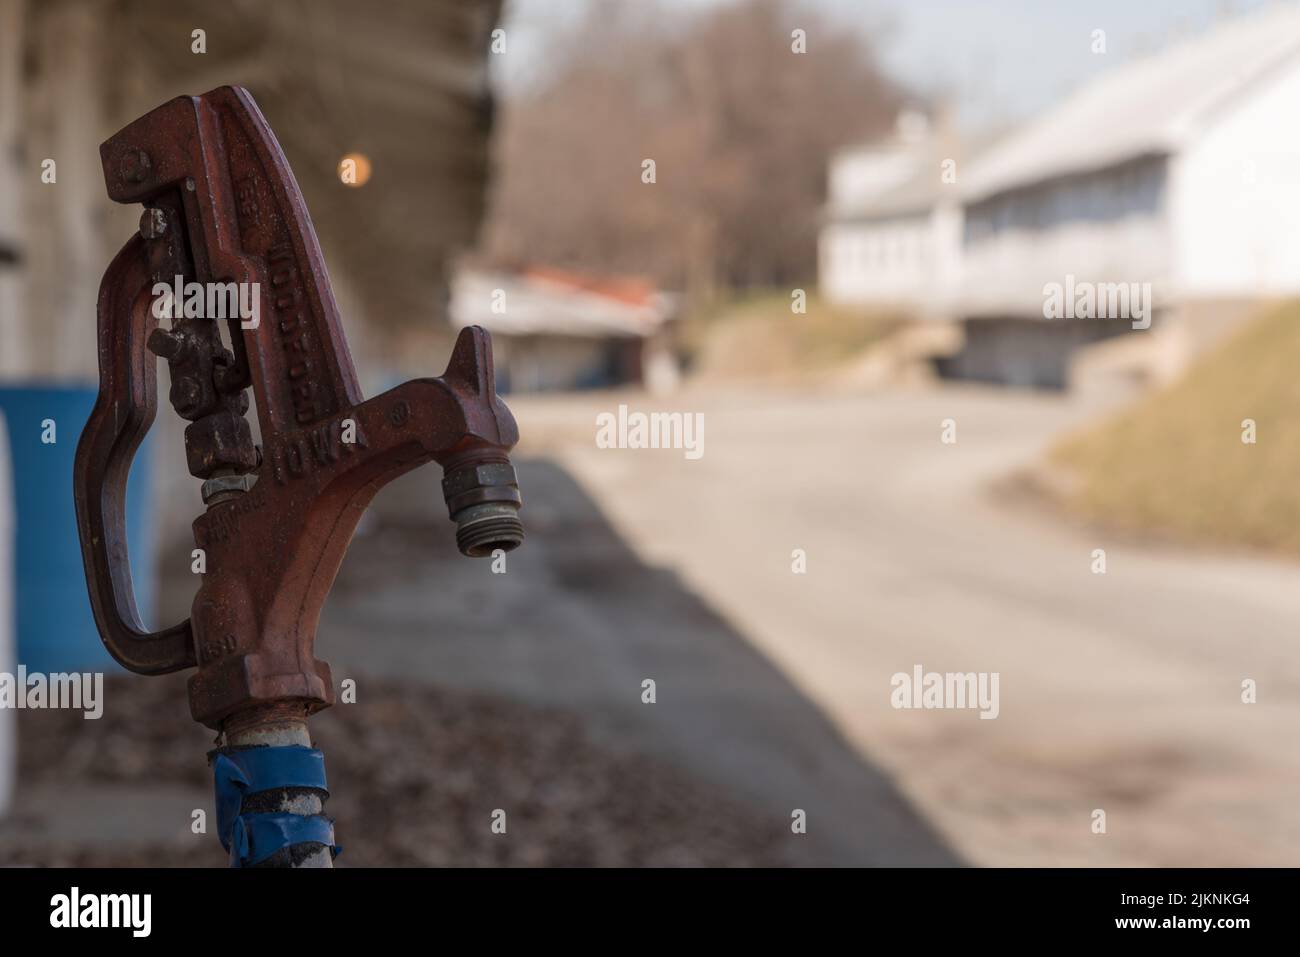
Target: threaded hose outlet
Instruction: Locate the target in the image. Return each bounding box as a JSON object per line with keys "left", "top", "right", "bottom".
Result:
{"left": 443, "top": 459, "right": 524, "bottom": 557}
{"left": 453, "top": 502, "right": 524, "bottom": 557}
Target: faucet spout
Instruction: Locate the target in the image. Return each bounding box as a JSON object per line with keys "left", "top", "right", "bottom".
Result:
{"left": 442, "top": 457, "right": 524, "bottom": 557}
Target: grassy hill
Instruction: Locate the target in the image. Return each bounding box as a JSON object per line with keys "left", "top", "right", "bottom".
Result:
{"left": 1051, "top": 302, "right": 1300, "bottom": 555}
{"left": 684, "top": 291, "right": 903, "bottom": 381}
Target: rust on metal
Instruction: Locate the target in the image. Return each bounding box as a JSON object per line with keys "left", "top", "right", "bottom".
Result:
{"left": 73, "top": 85, "right": 524, "bottom": 732}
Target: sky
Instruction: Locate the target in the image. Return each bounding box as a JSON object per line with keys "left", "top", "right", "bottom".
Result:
{"left": 496, "top": 0, "right": 1281, "bottom": 130}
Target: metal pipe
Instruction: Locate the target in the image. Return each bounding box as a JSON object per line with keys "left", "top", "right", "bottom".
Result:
{"left": 222, "top": 706, "right": 332, "bottom": 869}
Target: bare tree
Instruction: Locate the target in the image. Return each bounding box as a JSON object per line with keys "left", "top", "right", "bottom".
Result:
{"left": 483, "top": 0, "right": 905, "bottom": 298}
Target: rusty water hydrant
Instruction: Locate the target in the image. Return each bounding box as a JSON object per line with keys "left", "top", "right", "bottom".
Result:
{"left": 72, "top": 86, "right": 523, "bottom": 867}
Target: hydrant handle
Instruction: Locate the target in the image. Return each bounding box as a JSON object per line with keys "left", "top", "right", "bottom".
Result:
{"left": 73, "top": 232, "right": 196, "bottom": 675}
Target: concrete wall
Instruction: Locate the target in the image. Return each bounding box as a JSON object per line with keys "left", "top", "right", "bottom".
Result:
{"left": 937, "top": 317, "right": 1135, "bottom": 390}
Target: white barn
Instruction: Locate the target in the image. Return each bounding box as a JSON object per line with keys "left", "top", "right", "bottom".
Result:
{"left": 819, "top": 112, "right": 964, "bottom": 316}
{"left": 823, "top": 5, "right": 1300, "bottom": 387}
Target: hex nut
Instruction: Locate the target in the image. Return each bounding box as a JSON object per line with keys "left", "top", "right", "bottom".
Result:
{"left": 201, "top": 472, "right": 256, "bottom": 505}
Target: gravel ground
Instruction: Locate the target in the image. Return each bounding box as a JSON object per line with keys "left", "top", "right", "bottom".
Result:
{"left": 5, "top": 674, "right": 794, "bottom": 867}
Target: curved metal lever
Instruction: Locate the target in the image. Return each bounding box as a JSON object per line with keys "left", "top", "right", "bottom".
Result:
{"left": 72, "top": 233, "right": 196, "bottom": 674}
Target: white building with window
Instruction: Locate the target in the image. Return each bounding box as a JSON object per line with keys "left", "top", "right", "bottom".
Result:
{"left": 821, "top": 5, "right": 1300, "bottom": 387}
{"left": 818, "top": 112, "right": 964, "bottom": 316}
{"left": 962, "top": 3, "right": 1300, "bottom": 315}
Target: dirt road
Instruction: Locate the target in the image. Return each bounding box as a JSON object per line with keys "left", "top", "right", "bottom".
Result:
{"left": 505, "top": 383, "right": 1300, "bottom": 866}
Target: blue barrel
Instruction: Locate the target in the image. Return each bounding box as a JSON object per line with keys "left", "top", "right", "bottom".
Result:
{"left": 0, "top": 409, "right": 14, "bottom": 815}
{"left": 0, "top": 385, "right": 156, "bottom": 673}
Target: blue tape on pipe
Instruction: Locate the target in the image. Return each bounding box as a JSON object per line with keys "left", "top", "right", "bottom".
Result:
{"left": 212, "top": 745, "right": 338, "bottom": 867}
{"left": 231, "top": 813, "right": 337, "bottom": 868}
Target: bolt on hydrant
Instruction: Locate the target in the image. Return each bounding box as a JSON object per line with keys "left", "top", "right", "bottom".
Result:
{"left": 72, "top": 86, "right": 524, "bottom": 867}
